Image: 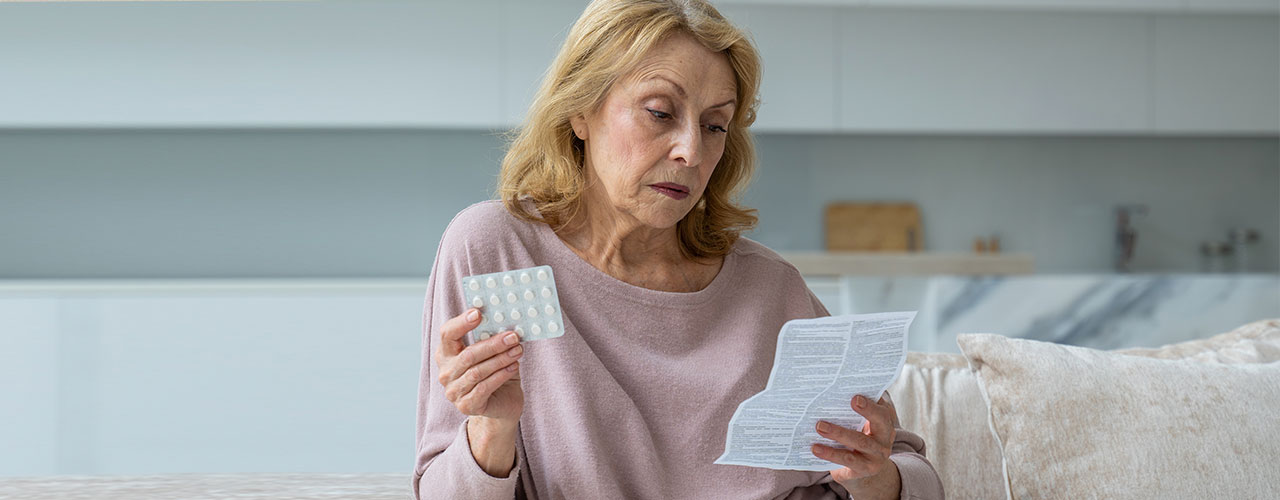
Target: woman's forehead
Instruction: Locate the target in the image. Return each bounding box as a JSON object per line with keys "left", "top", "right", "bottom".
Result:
{"left": 621, "top": 49, "right": 736, "bottom": 102}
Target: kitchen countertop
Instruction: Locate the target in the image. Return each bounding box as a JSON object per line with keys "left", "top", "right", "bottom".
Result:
{"left": 779, "top": 252, "right": 1034, "bottom": 276}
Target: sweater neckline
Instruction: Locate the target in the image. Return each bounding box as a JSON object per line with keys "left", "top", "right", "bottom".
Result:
{"left": 528, "top": 202, "right": 741, "bottom": 308}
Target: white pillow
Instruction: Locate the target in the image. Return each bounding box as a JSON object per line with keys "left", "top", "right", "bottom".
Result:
{"left": 889, "top": 352, "right": 1005, "bottom": 500}
{"left": 893, "top": 319, "right": 1280, "bottom": 500}
{"left": 958, "top": 332, "right": 1280, "bottom": 499}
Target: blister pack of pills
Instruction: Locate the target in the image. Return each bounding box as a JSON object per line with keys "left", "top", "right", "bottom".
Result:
{"left": 460, "top": 265, "right": 565, "bottom": 346}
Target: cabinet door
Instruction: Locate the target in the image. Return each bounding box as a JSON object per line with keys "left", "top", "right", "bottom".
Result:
{"left": 84, "top": 291, "right": 422, "bottom": 474}
{"left": 499, "top": 0, "right": 588, "bottom": 128}
{"left": 0, "top": 1, "right": 505, "bottom": 128}
{"left": 861, "top": 0, "right": 1182, "bottom": 11}
{"left": 1183, "top": 0, "right": 1280, "bottom": 13}
{"left": 1151, "top": 15, "right": 1280, "bottom": 134}
{"left": 838, "top": 9, "right": 1148, "bottom": 133}
{"left": 410, "top": 1, "right": 506, "bottom": 128}
{"left": 717, "top": 4, "right": 840, "bottom": 132}
{"left": 0, "top": 297, "right": 59, "bottom": 476}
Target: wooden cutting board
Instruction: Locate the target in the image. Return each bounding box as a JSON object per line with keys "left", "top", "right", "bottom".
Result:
{"left": 825, "top": 202, "right": 922, "bottom": 252}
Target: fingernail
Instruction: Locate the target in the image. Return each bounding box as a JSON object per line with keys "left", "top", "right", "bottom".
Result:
{"left": 503, "top": 332, "right": 519, "bottom": 345}
{"left": 467, "top": 309, "right": 479, "bottom": 321}
{"left": 854, "top": 396, "right": 865, "bottom": 408}
{"left": 508, "top": 345, "right": 523, "bottom": 358}
{"left": 817, "top": 421, "right": 831, "bottom": 433}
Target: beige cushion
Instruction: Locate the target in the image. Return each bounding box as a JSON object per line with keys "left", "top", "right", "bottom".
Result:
{"left": 958, "top": 327, "right": 1280, "bottom": 499}
{"left": 1117, "top": 318, "right": 1280, "bottom": 363}
{"left": 889, "top": 352, "right": 1005, "bottom": 500}
{"left": 892, "top": 319, "right": 1280, "bottom": 500}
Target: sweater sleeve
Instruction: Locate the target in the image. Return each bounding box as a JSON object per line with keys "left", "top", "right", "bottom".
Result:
{"left": 412, "top": 209, "right": 522, "bottom": 500}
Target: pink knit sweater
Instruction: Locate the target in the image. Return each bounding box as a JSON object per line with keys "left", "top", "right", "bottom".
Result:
{"left": 414, "top": 201, "right": 944, "bottom": 499}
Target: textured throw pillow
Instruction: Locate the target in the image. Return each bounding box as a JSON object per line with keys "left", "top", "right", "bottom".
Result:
{"left": 1118, "top": 319, "right": 1280, "bottom": 363}
{"left": 958, "top": 332, "right": 1280, "bottom": 500}
{"left": 889, "top": 352, "right": 1005, "bottom": 500}
{"left": 892, "top": 319, "right": 1279, "bottom": 500}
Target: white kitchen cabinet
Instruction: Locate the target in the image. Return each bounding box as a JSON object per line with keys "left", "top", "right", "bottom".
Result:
{"left": 0, "top": 285, "right": 426, "bottom": 476}
{"left": 499, "top": 0, "right": 589, "bottom": 128}
{"left": 862, "top": 0, "right": 1181, "bottom": 11}
{"left": 717, "top": 4, "right": 841, "bottom": 132}
{"left": 1182, "top": 0, "right": 1280, "bottom": 13}
{"left": 837, "top": 9, "right": 1150, "bottom": 133}
{"left": 0, "top": 1, "right": 505, "bottom": 128}
{"left": 0, "top": 298, "right": 59, "bottom": 476}
{"left": 718, "top": 0, "right": 1279, "bottom": 14}
{"left": 410, "top": 1, "right": 506, "bottom": 128}
{"left": 1, "top": 0, "right": 1274, "bottom": 133}
{"left": 1151, "top": 14, "right": 1280, "bottom": 134}
{"left": 84, "top": 292, "right": 422, "bottom": 474}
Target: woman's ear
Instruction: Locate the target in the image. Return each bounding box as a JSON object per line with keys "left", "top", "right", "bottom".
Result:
{"left": 569, "top": 114, "right": 589, "bottom": 140}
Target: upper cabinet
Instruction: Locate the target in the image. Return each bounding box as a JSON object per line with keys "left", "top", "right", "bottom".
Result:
{"left": 499, "top": 1, "right": 587, "bottom": 128}
{"left": 1, "top": 0, "right": 1275, "bottom": 134}
{"left": 837, "top": 9, "right": 1150, "bottom": 134}
{"left": 717, "top": 0, "right": 1279, "bottom": 14}
{"left": 0, "top": 1, "right": 508, "bottom": 128}
{"left": 716, "top": 5, "right": 840, "bottom": 132}
{"left": 1151, "top": 15, "right": 1280, "bottom": 133}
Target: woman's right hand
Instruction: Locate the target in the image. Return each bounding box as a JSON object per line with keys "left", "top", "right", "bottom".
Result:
{"left": 435, "top": 308, "right": 525, "bottom": 424}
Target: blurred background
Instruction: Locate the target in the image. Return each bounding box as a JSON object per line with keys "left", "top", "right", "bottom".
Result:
{"left": 1, "top": 0, "right": 1277, "bottom": 479}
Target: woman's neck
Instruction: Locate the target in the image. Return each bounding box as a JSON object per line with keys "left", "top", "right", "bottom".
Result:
{"left": 559, "top": 195, "right": 684, "bottom": 274}
{"left": 555, "top": 194, "right": 720, "bottom": 293}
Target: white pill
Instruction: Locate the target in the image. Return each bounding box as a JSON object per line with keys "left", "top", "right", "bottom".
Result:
{"left": 485, "top": 277, "right": 497, "bottom": 288}
{"left": 531, "top": 324, "right": 542, "bottom": 336}
{"left": 537, "top": 269, "right": 548, "bottom": 281}
{"left": 468, "top": 280, "right": 480, "bottom": 291}
{"left": 548, "top": 321, "right": 559, "bottom": 333}
{"left": 520, "top": 272, "right": 531, "bottom": 284}
{"left": 544, "top": 304, "right": 555, "bottom": 315}
{"left": 489, "top": 294, "right": 501, "bottom": 306}
{"left": 510, "top": 309, "right": 521, "bottom": 320}
{"left": 514, "top": 326, "right": 524, "bottom": 336}
{"left": 502, "top": 274, "right": 514, "bottom": 286}
{"left": 527, "top": 307, "right": 538, "bottom": 318}
{"left": 523, "top": 289, "right": 535, "bottom": 301}
{"left": 478, "top": 331, "right": 491, "bottom": 341}
{"left": 541, "top": 287, "right": 552, "bottom": 298}
{"left": 472, "top": 296, "right": 484, "bottom": 308}
{"left": 493, "top": 311, "right": 505, "bottom": 322}
{"left": 479, "top": 315, "right": 488, "bottom": 325}
{"left": 506, "top": 292, "right": 518, "bottom": 303}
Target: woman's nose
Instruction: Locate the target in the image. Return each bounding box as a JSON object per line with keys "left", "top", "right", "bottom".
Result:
{"left": 669, "top": 121, "right": 702, "bottom": 168}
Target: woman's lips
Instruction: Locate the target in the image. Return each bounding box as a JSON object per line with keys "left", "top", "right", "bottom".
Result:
{"left": 650, "top": 183, "right": 690, "bottom": 201}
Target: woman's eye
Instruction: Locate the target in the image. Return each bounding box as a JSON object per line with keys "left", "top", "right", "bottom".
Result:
{"left": 706, "top": 124, "right": 728, "bottom": 134}
{"left": 646, "top": 108, "right": 672, "bottom": 120}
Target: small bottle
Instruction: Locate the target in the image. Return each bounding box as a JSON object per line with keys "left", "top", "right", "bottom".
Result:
{"left": 1199, "top": 241, "right": 1215, "bottom": 273}
{"left": 1217, "top": 242, "right": 1236, "bottom": 273}
{"left": 973, "top": 237, "right": 987, "bottom": 254}
{"left": 988, "top": 234, "right": 1001, "bottom": 254}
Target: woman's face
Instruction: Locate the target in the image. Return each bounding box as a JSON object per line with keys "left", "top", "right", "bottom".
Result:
{"left": 571, "top": 32, "right": 738, "bottom": 231}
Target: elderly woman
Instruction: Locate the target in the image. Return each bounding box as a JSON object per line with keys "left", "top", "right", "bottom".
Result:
{"left": 414, "top": 1, "right": 943, "bottom": 499}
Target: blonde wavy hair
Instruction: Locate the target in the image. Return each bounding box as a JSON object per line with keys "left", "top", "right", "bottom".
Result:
{"left": 497, "top": 0, "right": 761, "bottom": 260}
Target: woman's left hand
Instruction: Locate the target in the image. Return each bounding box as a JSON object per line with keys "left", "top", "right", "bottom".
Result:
{"left": 813, "top": 394, "right": 902, "bottom": 500}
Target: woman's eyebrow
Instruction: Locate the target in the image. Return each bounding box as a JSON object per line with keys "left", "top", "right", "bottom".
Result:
{"left": 641, "top": 75, "right": 736, "bottom": 110}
